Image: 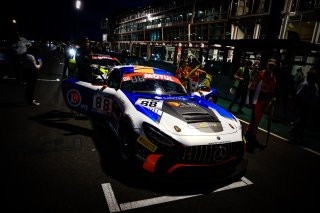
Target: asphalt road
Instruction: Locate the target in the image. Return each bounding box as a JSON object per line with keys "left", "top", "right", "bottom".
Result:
{"left": 1, "top": 50, "right": 320, "bottom": 213}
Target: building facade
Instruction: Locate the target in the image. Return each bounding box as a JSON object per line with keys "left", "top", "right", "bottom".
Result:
{"left": 109, "top": 0, "right": 320, "bottom": 75}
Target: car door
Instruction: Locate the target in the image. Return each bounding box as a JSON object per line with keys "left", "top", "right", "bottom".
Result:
{"left": 61, "top": 78, "right": 117, "bottom": 120}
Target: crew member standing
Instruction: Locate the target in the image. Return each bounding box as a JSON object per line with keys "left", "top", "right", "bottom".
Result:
{"left": 11, "top": 32, "right": 32, "bottom": 84}
{"left": 75, "top": 36, "right": 93, "bottom": 82}
{"left": 246, "top": 58, "right": 277, "bottom": 151}
{"left": 228, "top": 60, "right": 253, "bottom": 114}
{"left": 290, "top": 69, "right": 319, "bottom": 146}
{"left": 176, "top": 60, "right": 190, "bottom": 85}
{"left": 62, "top": 41, "right": 72, "bottom": 78}
{"left": 187, "top": 58, "right": 206, "bottom": 92}
{"left": 22, "top": 45, "right": 42, "bottom": 106}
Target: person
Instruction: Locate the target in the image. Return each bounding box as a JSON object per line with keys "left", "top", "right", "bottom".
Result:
{"left": 275, "top": 63, "right": 294, "bottom": 120}
{"left": 228, "top": 60, "right": 253, "bottom": 114}
{"left": 75, "top": 36, "right": 93, "bottom": 82}
{"left": 11, "top": 32, "right": 32, "bottom": 84}
{"left": 22, "top": 44, "right": 42, "bottom": 106}
{"left": 289, "top": 69, "right": 319, "bottom": 146}
{"left": 293, "top": 67, "right": 305, "bottom": 92}
{"left": 175, "top": 60, "right": 190, "bottom": 85}
{"left": 185, "top": 58, "right": 206, "bottom": 92}
{"left": 245, "top": 58, "right": 277, "bottom": 151}
{"left": 62, "top": 41, "right": 72, "bottom": 78}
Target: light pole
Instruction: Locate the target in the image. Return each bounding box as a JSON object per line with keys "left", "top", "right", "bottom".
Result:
{"left": 75, "top": 0, "right": 82, "bottom": 41}
{"left": 105, "top": 18, "right": 108, "bottom": 43}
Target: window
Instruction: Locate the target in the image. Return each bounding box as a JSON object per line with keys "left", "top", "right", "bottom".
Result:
{"left": 107, "top": 69, "right": 122, "bottom": 89}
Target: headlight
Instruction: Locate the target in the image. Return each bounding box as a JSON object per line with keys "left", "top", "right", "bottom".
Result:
{"left": 143, "top": 122, "right": 175, "bottom": 147}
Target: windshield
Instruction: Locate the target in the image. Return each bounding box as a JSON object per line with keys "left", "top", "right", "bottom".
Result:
{"left": 121, "top": 73, "right": 187, "bottom": 95}
{"left": 91, "top": 59, "right": 121, "bottom": 67}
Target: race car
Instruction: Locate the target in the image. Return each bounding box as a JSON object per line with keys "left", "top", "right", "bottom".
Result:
{"left": 61, "top": 65, "right": 247, "bottom": 180}
{"left": 191, "top": 73, "right": 219, "bottom": 103}
{"left": 68, "top": 52, "right": 121, "bottom": 79}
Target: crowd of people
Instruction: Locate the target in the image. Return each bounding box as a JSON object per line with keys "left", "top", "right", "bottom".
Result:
{"left": 226, "top": 58, "right": 319, "bottom": 152}
{"left": 175, "top": 58, "right": 207, "bottom": 92}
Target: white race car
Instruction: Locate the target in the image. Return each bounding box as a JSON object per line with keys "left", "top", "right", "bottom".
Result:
{"left": 61, "top": 65, "right": 247, "bottom": 181}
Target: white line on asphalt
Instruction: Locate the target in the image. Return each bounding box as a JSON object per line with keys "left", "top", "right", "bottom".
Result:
{"left": 101, "top": 176, "right": 253, "bottom": 212}
{"left": 101, "top": 183, "right": 121, "bottom": 212}
{"left": 3, "top": 77, "right": 60, "bottom": 82}
{"left": 239, "top": 119, "right": 288, "bottom": 141}
{"left": 239, "top": 119, "right": 320, "bottom": 156}
{"left": 38, "top": 78, "right": 60, "bottom": 82}
{"left": 301, "top": 147, "right": 320, "bottom": 156}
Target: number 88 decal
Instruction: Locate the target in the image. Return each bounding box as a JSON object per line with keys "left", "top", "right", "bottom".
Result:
{"left": 95, "top": 96, "right": 109, "bottom": 110}
{"left": 93, "top": 93, "right": 112, "bottom": 114}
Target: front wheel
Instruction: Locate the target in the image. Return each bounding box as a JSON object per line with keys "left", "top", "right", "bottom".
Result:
{"left": 118, "top": 122, "right": 135, "bottom": 161}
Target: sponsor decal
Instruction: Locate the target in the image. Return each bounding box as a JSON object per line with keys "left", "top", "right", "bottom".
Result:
{"left": 208, "top": 141, "right": 231, "bottom": 145}
{"left": 80, "top": 104, "right": 89, "bottom": 111}
{"left": 144, "top": 73, "right": 174, "bottom": 82}
{"left": 134, "top": 66, "right": 154, "bottom": 73}
{"left": 167, "top": 101, "right": 197, "bottom": 107}
{"left": 189, "top": 122, "right": 218, "bottom": 129}
{"left": 66, "top": 89, "right": 81, "bottom": 107}
{"left": 147, "top": 107, "right": 163, "bottom": 116}
{"left": 135, "top": 98, "right": 163, "bottom": 109}
{"left": 123, "top": 73, "right": 181, "bottom": 84}
{"left": 167, "top": 102, "right": 180, "bottom": 107}
{"left": 91, "top": 55, "right": 111, "bottom": 60}
{"left": 122, "top": 76, "right": 130, "bottom": 81}
{"left": 92, "top": 92, "right": 113, "bottom": 114}
{"left": 198, "top": 122, "right": 208, "bottom": 128}
{"left": 137, "top": 136, "right": 158, "bottom": 152}
{"left": 135, "top": 99, "right": 163, "bottom": 117}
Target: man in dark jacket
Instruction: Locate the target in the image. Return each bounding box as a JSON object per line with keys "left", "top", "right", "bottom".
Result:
{"left": 75, "top": 36, "right": 93, "bottom": 82}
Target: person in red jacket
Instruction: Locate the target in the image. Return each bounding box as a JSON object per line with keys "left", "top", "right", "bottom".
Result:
{"left": 245, "top": 58, "right": 277, "bottom": 152}
{"left": 187, "top": 58, "right": 206, "bottom": 92}
{"left": 175, "top": 60, "right": 190, "bottom": 82}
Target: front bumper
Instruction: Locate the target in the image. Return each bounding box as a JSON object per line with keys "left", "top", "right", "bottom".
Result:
{"left": 140, "top": 153, "right": 248, "bottom": 182}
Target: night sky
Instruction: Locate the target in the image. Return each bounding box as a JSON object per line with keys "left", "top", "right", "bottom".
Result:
{"left": 1, "top": 0, "right": 159, "bottom": 42}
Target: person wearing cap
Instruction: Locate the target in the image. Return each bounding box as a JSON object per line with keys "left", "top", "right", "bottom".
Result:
{"left": 245, "top": 58, "right": 277, "bottom": 151}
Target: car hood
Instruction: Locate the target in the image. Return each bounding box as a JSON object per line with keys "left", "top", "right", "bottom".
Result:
{"left": 126, "top": 93, "right": 239, "bottom": 136}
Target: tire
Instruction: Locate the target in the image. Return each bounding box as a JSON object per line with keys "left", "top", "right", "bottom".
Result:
{"left": 118, "top": 121, "right": 135, "bottom": 161}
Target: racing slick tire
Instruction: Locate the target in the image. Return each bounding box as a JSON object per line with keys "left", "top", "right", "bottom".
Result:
{"left": 118, "top": 120, "right": 135, "bottom": 162}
